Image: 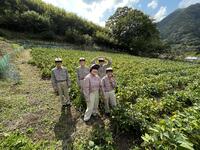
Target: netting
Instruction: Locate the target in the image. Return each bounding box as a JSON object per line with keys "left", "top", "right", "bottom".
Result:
{"left": 0, "top": 45, "right": 24, "bottom": 79}
{"left": 0, "top": 54, "right": 9, "bottom": 78}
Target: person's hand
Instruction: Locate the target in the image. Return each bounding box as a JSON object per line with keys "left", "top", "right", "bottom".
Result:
{"left": 109, "top": 77, "right": 114, "bottom": 83}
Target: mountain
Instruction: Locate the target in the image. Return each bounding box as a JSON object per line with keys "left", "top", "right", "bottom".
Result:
{"left": 157, "top": 3, "right": 200, "bottom": 51}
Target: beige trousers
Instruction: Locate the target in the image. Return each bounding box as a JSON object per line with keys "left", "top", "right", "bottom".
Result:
{"left": 104, "top": 90, "right": 116, "bottom": 113}
{"left": 57, "top": 81, "right": 70, "bottom": 105}
{"left": 84, "top": 91, "right": 99, "bottom": 121}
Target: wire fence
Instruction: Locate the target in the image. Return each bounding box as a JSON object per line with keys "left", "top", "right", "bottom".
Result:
{"left": 0, "top": 54, "right": 9, "bottom": 78}
{"left": 0, "top": 45, "right": 24, "bottom": 79}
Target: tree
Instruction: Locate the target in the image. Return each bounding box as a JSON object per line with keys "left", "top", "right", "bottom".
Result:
{"left": 0, "top": 0, "right": 115, "bottom": 48}
{"left": 20, "top": 11, "right": 50, "bottom": 33}
{"left": 106, "top": 7, "right": 164, "bottom": 55}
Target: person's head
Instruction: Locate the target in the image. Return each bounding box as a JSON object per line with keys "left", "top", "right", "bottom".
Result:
{"left": 79, "top": 57, "right": 86, "bottom": 66}
{"left": 98, "top": 57, "right": 105, "bottom": 66}
{"left": 106, "top": 67, "right": 113, "bottom": 78}
{"left": 90, "top": 64, "right": 100, "bottom": 76}
{"left": 55, "top": 58, "right": 62, "bottom": 68}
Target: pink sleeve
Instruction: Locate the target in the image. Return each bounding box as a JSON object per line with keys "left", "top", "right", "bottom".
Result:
{"left": 101, "top": 78, "right": 105, "bottom": 93}
{"left": 83, "top": 77, "right": 90, "bottom": 100}
{"left": 111, "top": 79, "right": 116, "bottom": 88}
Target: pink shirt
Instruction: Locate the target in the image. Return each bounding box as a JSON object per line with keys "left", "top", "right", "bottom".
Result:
{"left": 83, "top": 73, "right": 101, "bottom": 100}
{"left": 101, "top": 75, "right": 116, "bottom": 93}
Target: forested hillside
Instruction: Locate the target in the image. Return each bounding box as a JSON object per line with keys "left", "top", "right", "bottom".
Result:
{"left": 157, "top": 3, "right": 200, "bottom": 51}
{"left": 0, "top": 0, "right": 116, "bottom": 47}
{"left": 0, "top": 0, "right": 165, "bottom": 56}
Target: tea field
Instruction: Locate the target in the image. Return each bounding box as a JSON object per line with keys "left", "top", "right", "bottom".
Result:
{"left": 29, "top": 47, "right": 200, "bottom": 149}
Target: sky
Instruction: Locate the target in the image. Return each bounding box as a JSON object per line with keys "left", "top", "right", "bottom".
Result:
{"left": 42, "top": 0, "right": 200, "bottom": 26}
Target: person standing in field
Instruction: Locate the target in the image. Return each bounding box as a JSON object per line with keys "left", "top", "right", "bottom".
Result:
{"left": 83, "top": 64, "right": 101, "bottom": 122}
{"left": 76, "top": 57, "right": 89, "bottom": 92}
{"left": 91, "top": 56, "right": 112, "bottom": 78}
{"left": 51, "top": 58, "right": 71, "bottom": 108}
{"left": 101, "top": 67, "right": 117, "bottom": 116}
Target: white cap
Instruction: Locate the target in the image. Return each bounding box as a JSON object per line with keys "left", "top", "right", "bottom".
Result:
{"left": 106, "top": 67, "right": 113, "bottom": 72}
{"left": 98, "top": 57, "right": 105, "bottom": 61}
{"left": 55, "top": 57, "right": 62, "bottom": 62}
{"left": 79, "top": 57, "right": 86, "bottom": 61}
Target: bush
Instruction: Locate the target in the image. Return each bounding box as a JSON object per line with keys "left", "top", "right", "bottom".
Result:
{"left": 94, "top": 31, "right": 116, "bottom": 48}
{"left": 40, "top": 31, "right": 56, "bottom": 40}
{"left": 74, "top": 124, "right": 115, "bottom": 150}
{"left": 141, "top": 105, "right": 200, "bottom": 150}
{"left": 29, "top": 47, "right": 200, "bottom": 149}
{"left": 0, "top": 132, "right": 42, "bottom": 149}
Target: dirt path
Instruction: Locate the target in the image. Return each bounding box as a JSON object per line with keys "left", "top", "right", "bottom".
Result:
{"left": 19, "top": 50, "right": 85, "bottom": 149}
{"left": 1, "top": 50, "right": 82, "bottom": 149}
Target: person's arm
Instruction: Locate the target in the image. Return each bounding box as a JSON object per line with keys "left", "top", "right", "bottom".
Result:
{"left": 91, "top": 57, "right": 98, "bottom": 64}
{"left": 87, "top": 68, "right": 90, "bottom": 75}
{"left": 83, "top": 77, "right": 90, "bottom": 101}
{"left": 65, "top": 69, "right": 71, "bottom": 87}
{"left": 104, "top": 57, "right": 112, "bottom": 67}
{"left": 76, "top": 68, "right": 80, "bottom": 87}
{"left": 51, "top": 70, "right": 57, "bottom": 91}
{"left": 110, "top": 77, "right": 116, "bottom": 88}
{"left": 101, "top": 78, "right": 106, "bottom": 96}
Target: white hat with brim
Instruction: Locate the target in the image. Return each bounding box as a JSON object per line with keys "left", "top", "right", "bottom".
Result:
{"left": 106, "top": 67, "right": 113, "bottom": 72}
{"left": 55, "top": 58, "right": 62, "bottom": 62}
{"left": 98, "top": 57, "right": 105, "bottom": 61}
{"left": 79, "top": 57, "right": 86, "bottom": 61}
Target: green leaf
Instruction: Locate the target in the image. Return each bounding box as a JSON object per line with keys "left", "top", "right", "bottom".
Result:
{"left": 142, "top": 133, "right": 152, "bottom": 142}
{"left": 179, "top": 141, "right": 194, "bottom": 150}
{"left": 149, "top": 127, "right": 159, "bottom": 133}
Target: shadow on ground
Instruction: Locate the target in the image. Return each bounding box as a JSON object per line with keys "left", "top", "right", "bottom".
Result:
{"left": 54, "top": 107, "right": 76, "bottom": 150}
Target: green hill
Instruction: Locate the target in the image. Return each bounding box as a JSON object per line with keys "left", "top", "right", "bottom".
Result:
{"left": 0, "top": 0, "right": 115, "bottom": 48}
{"left": 0, "top": 0, "right": 165, "bottom": 56}
{"left": 157, "top": 3, "right": 200, "bottom": 51}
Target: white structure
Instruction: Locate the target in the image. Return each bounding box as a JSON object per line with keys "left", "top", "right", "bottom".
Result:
{"left": 185, "top": 56, "right": 200, "bottom": 61}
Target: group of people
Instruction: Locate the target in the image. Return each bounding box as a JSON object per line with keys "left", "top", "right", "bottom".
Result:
{"left": 51, "top": 56, "right": 117, "bottom": 122}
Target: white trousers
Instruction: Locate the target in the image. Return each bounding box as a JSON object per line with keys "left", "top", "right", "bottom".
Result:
{"left": 84, "top": 91, "right": 99, "bottom": 121}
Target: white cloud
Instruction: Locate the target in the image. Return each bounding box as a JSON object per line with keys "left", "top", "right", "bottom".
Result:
{"left": 154, "top": 6, "right": 167, "bottom": 22}
{"left": 42, "top": 0, "right": 141, "bottom": 26}
{"left": 179, "top": 0, "right": 200, "bottom": 8}
{"left": 115, "top": 0, "right": 140, "bottom": 9}
{"left": 147, "top": 0, "right": 158, "bottom": 9}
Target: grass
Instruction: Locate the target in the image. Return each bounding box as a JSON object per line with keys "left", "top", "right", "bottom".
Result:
{"left": 0, "top": 49, "right": 66, "bottom": 149}
{"left": 1, "top": 38, "right": 200, "bottom": 149}
{"left": 0, "top": 41, "right": 103, "bottom": 150}
{"left": 28, "top": 46, "right": 200, "bottom": 149}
